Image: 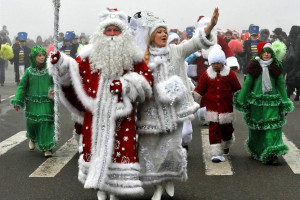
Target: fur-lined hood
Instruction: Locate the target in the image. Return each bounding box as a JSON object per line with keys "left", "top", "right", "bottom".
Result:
{"left": 246, "top": 60, "right": 283, "bottom": 78}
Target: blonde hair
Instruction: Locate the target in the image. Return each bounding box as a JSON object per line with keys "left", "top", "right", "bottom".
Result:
{"left": 143, "top": 27, "right": 167, "bottom": 64}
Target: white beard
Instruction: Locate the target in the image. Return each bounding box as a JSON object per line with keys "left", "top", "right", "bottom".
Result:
{"left": 89, "top": 27, "right": 143, "bottom": 79}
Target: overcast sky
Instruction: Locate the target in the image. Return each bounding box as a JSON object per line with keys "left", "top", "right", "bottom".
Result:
{"left": 0, "top": 0, "right": 299, "bottom": 41}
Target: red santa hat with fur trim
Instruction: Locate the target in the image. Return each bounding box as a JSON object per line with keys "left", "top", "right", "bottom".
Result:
{"left": 197, "top": 16, "right": 211, "bottom": 28}
{"left": 256, "top": 42, "right": 273, "bottom": 56}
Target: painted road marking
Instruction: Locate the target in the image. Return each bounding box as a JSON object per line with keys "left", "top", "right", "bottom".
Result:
{"left": 282, "top": 133, "right": 300, "bottom": 174}
{"left": 0, "top": 95, "right": 15, "bottom": 102}
{"left": 29, "top": 137, "right": 78, "bottom": 177}
{"left": 0, "top": 131, "right": 27, "bottom": 156}
{"left": 201, "top": 128, "right": 234, "bottom": 175}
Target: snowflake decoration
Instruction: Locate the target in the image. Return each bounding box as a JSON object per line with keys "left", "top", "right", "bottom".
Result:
{"left": 123, "top": 136, "right": 129, "bottom": 141}
{"left": 116, "top": 152, "right": 121, "bottom": 157}
{"left": 114, "top": 140, "right": 120, "bottom": 149}
{"left": 121, "top": 156, "right": 130, "bottom": 164}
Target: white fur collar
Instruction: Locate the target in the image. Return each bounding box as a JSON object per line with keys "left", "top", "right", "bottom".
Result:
{"left": 207, "top": 65, "right": 230, "bottom": 79}
{"left": 149, "top": 46, "right": 169, "bottom": 56}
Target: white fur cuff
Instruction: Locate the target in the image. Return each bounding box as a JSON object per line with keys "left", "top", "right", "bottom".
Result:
{"left": 226, "top": 56, "right": 240, "bottom": 69}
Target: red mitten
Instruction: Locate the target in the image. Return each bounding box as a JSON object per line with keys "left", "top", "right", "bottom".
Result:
{"left": 110, "top": 80, "right": 122, "bottom": 95}
{"left": 50, "top": 51, "right": 61, "bottom": 64}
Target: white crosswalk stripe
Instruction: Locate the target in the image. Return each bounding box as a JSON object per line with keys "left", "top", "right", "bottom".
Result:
{"left": 282, "top": 133, "right": 300, "bottom": 174}
{"left": 201, "top": 128, "right": 234, "bottom": 175}
{"left": 29, "top": 137, "right": 78, "bottom": 177}
{"left": 0, "top": 131, "right": 27, "bottom": 156}
{"left": 1, "top": 130, "right": 300, "bottom": 178}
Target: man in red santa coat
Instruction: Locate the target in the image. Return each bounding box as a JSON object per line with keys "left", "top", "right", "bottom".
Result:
{"left": 48, "top": 9, "right": 153, "bottom": 200}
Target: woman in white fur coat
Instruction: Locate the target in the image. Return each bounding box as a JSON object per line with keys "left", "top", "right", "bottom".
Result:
{"left": 136, "top": 8, "right": 219, "bottom": 200}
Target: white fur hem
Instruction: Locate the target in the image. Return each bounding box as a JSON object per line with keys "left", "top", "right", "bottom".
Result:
{"left": 222, "top": 134, "right": 235, "bottom": 149}
{"left": 78, "top": 154, "right": 90, "bottom": 185}
{"left": 205, "top": 111, "right": 234, "bottom": 124}
{"left": 219, "top": 112, "right": 234, "bottom": 124}
{"left": 210, "top": 143, "right": 222, "bottom": 156}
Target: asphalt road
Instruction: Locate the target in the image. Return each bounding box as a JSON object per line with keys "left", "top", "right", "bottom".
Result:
{"left": 0, "top": 64, "right": 300, "bottom": 200}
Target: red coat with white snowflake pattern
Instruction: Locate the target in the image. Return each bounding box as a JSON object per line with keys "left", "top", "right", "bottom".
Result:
{"left": 62, "top": 56, "right": 153, "bottom": 163}
{"left": 52, "top": 47, "right": 153, "bottom": 195}
{"left": 195, "top": 65, "right": 241, "bottom": 124}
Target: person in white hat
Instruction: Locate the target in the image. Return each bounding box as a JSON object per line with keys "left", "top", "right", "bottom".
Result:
{"left": 194, "top": 47, "right": 241, "bottom": 163}
{"left": 134, "top": 8, "right": 218, "bottom": 200}
{"left": 48, "top": 8, "right": 153, "bottom": 200}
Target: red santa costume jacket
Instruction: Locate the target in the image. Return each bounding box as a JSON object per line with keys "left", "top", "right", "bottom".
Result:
{"left": 188, "top": 35, "right": 239, "bottom": 107}
{"left": 48, "top": 44, "right": 153, "bottom": 196}
{"left": 194, "top": 65, "right": 241, "bottom": 124}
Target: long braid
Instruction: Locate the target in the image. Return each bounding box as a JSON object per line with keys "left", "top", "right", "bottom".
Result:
{"left": 144, "top": 45, "right": 150, "bottom": 64}
{"left": 143, "top": 28, "right": 160, "bottom": 64}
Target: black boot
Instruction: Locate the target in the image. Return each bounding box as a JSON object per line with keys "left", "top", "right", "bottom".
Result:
{"left": 268, "top": 156, "right": 279, "bottom": 165}
{"left": 223, "top": 148, "right": 229, "bottom": 155}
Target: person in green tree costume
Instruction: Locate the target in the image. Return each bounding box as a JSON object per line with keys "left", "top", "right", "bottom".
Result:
{"left": 11, "top": 45, "right": 55, "bottom": 157}
{"left": 234, "top": 42, "right": 294, "bottom": 165}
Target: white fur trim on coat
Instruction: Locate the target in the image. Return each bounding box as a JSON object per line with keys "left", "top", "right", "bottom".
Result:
{"left": 222, "top": 134, "right": 235, "bottom": 149}
{"left": 205, "top": 111, "right": 234, "bottom": 124}
{"left": 78, "top": 44, "right": 93, "bottom": 60}
{"left": 47, "top": 52, "right": 71, "bottom": 86}
{"left": 78, "top": 154, "right": 90, "bottom": 184}
{"left": 68, "top": 57, "right": 96, "bottom": 112}
{"left": 193, "top": 27, "right": 217, "bottom": 50}
{"left": 206, "top": 65, "right": 231, "bottom": 79}
{"left": 58, "top": 87, "right": 85, "bottom": 120}
{"left": 121, "top": 71, "right": 152, "bottom": 103}
{"left": 219, "top": 112, "right": 234, "bottom": 124}
{"left": 226, "top": 56, "right": 240, "bottom": 69}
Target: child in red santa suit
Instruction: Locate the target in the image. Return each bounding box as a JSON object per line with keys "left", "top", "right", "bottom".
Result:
{"left": 194, "top": 47, "right": 241, "bottom": 162}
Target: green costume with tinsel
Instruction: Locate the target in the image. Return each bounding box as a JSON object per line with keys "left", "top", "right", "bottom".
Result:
{"left": 234, "top": 46, "right": 294, "bottom": 164}
{"left": 11, "top": 46, "right": 56, "bottom": 151}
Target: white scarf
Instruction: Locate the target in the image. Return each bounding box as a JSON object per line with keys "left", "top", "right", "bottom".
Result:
{"left": 258, "top": 58, "right": 273, "bottom": 93}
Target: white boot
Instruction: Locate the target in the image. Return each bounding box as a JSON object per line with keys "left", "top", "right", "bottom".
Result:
{"left": 97, "top": 191, "right": 107, "bottom": 200}
{"left": 164, "top": 181, "right": 174, "bottom": 197}
{"left": 29, "top": 140, "right": 35, "bottom": 150}
{"left": 44, "top": 150, "right": 52, "bottom": 157}
{"left": 109, "top": 194, "right": 119, "bottom": 200}
{"left": 151, "top": 184, "right": 164, "bottom": 200}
